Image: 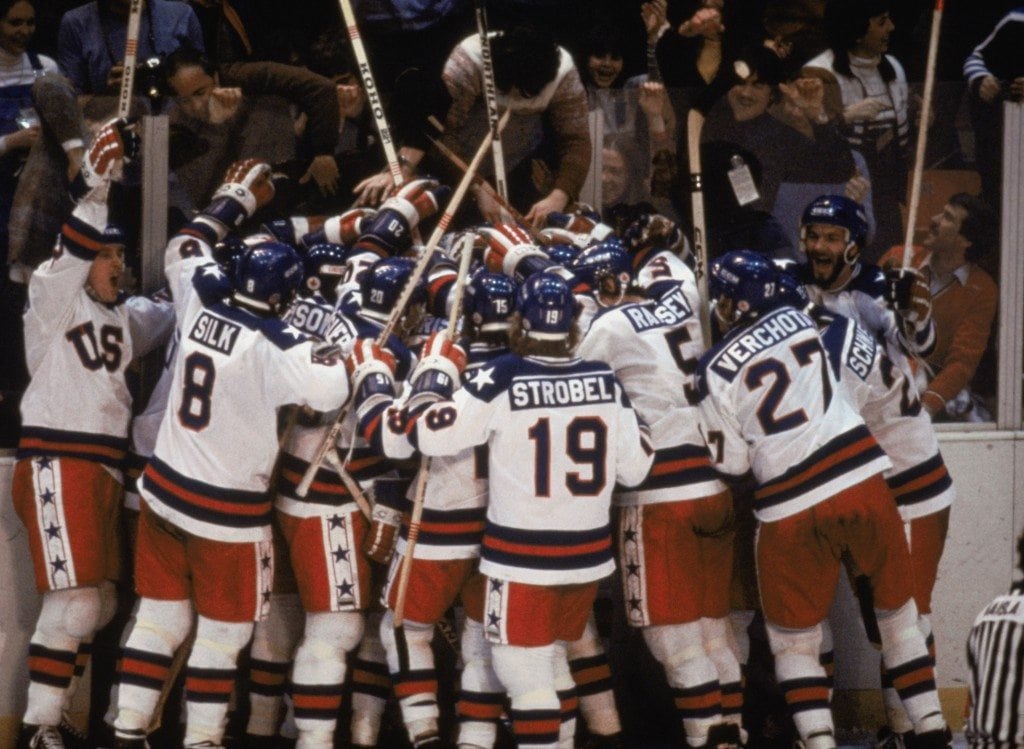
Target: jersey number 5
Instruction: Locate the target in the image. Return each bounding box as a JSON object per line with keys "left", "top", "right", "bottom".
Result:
{"left": 527, "top": 416, "right": 608, "bottom": 497}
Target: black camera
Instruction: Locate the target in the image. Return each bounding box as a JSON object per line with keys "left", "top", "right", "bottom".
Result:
{"left": 135, "top": 56, "right": 165, "bottom": 102}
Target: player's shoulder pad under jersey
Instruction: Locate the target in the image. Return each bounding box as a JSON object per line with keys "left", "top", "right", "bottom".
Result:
{"left": 820, "top": 313, "right": 855, "bottom": 380}
{"left": 462, "top": 351, "right": 519, "bottom": 402}
{"left": 847, "top": 262, "right": 887, "bottom": 298}
{"left": 190, "top": 262, "right": 233, "bottom": 305}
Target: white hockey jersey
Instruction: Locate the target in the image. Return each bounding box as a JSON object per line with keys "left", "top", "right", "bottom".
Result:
{"left": 395, "top": 343, "right": 505, "bottom": 561}
{"left": 820, "top": 313, "right": 954, "bottom": 521}
{"left": 577, "top": 283, "right": 724, "bottom": 506}
{"left": 695, "top": 306, "right": 891, "bottom": 523}
{"left": 374, "top": 353, "right": 653, "bottom": 585}
{"left": 18, "top": 190, "right": 174, "bottom": 469}
{"left": 797, "top": 261, "right": 935, "bottom": 375}
{"left": 274, "top": 292, "right": 411, "bottom": 516}
{"left": 139, "top": 220, "right": 351, "bottom": 543}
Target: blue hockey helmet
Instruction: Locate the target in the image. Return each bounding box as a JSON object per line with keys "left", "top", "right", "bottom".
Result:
{"left": 302, "top": 242, "right": 348, "bottom": 301}
{"left": 465, "top": 270, "right": 517, "bottom": 334}
{"left": 568, "top": 239, "right": 632, "bottom": 300}
{"left": 773, "top": 268, "right": 811, "bottom": 312}
{"left": 101, "top": 223, "right": 129, "bottom": 248}
{"left": 359, "top": 257, "right": 427, "bottom": 324}
{"left": 232, "top": 240, "right": 305, "bottom": 315}
{"left": 709, "top": 250, "right": 777, "bottom": 323}
{"left": 800, "top": 194, "right": 869, "bottom": 251}
{"left": 516, "top": 271, "right": 577, "bottom": 339}
{"left": 544, "top": 243, "right": 581, "bottom": 267}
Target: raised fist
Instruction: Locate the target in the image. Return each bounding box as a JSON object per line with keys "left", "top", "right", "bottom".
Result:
{"left": 883, "top": 266, "right": 931, "bottom": 327}
{"left": 204, "top": 159, "right": 275, "bottom": 229}
{"left": 219, "top": 158, "right": 275, "bottom": 209}
{"left": 385, "top": 178, "right": 451, "bottom": 224}
{"left": 80, "top": 117, "right": 139, "bottom": 187}
{"left": 479, "top": 223, "right": 547, "bottom": 278}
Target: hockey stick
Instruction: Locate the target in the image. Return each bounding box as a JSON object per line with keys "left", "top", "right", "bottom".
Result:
{"left": 423, "top": 129, "right": 543, "bottom": 243}
{"left": 901, "top": 0, "right": 944, "bottom": 269}
{"left": 296, "top": 111, "right": 509, "bottom": 497}
{"left": 393, "top": 231, "right": 475, "bottom": 672}
{"left": 338, "top": 0, "right": 404, "bottom": 188}
{"left": 474, "top": 0, "right": 509, "bottom": 203}
{"left": 687, "top": 108, "right": 713, "bottom": 347}
{"left": 325, "top": 448, "right": 373, "bottom": 520}
{"left": 117, "top": 0, "right": 143, "bottom": 119}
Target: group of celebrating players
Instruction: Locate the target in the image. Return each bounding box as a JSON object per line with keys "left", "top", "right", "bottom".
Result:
{"left": 11, "top": 114, "right": 956, "bottom": 749}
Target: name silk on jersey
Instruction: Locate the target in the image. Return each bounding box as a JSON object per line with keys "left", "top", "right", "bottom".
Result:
{"left": 139, "top": 228, "right": 349, "bottom": 543}
{"left": 697, "top": 306, "right": 890, "bottom": 523}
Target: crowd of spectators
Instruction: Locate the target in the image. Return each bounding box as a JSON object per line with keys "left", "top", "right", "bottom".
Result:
{"left": 0, "top": 0, "right": 1013, "bottom": 442}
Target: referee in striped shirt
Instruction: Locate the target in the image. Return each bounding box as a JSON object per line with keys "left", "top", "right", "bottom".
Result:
{"left": 966, "top": 532, "right": 1024, "bottom": 746}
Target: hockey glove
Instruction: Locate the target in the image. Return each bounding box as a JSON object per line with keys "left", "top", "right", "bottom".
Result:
{"left": 354, "top": 179, "right": 452, "bottom": 258}
{"left": 537, "top": 226, "right": 590, "bottom": 250}
{"left": 76, "top": 117, "right": 139, "bottom": 192}
{"left": 883, "top": 266, "right": 931, "bottom": 328}
{"left": 362, "top": 476, "right": 411, "bottom": 565}
{"left": 546, "top": 207, "right": 614, "bottom": 243}
{"left": 406, "top": 332, "right": 466, "bottom": 414}
{"left": 346, "top": 339, "right": 397, "bottom": 410}
{"left": 205, "top": 159, "right": 276, "bottom": 230}
{"left": 479, "top": 224, "right": 549, "bottom": 281}
{"left": 303, "top": 207, "right": 378, "bottom": 248}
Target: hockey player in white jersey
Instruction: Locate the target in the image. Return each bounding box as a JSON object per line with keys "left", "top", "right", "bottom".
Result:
{"left": 795, "top": 195, "right": 934, "bottom": 374}
{"left": 775, "top": 270, "right": 955, "bottom": 745}
{"left": 111, "top": 159, "right": 351, "bottom": 749}
{"left": 353, "top": 271, "right": 653, "bottom": 749}
{"left": 694, "top": 250, "right": 952, "bottom": 749}
{"left": 569, "top": 242, "right": 742, "bottom": 748}
{"left": 12, "top": 119, "right": 174, "bottom": 749}
{"left": 272, "top": 255, "right": 419, "bottom": 749}
{"left": 368, "top": 270, "right": 516, "bottom": 749}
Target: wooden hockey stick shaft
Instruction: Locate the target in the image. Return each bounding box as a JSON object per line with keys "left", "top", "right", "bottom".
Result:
{"left": 687, "top": 108, "right": 713, "bottom": 347}
{"left": 296, "top": 113, "right": 508, "bottom": 497}
{"left": 117, "top": 0, "right": 143, "bottom": 119}
{"left": 424, "top": 129, "right": 543, "bottom": 243}
{"left": 901, "top": 0, "right": 944, "bottom": 269}
{"left": 394, "top": 231, "right": 474, "bottom": 671}
{"left": 325, "top": 448, "right": 373, "bottom": 520}
{"left": 475, "top": 0, "right": 509, "bottom": 202}
{"left": 338, "top": 0, "right": 404, "bottom": 188}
